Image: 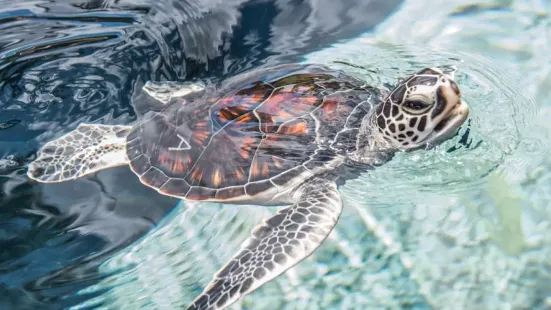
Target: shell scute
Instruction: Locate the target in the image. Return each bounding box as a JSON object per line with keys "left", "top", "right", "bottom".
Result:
{"left": 254, "top": 86, "right": 322, "bottom": 128}
{"left": 215, "top": 186, "right": 246, "bottom": 201}
{"left": 140, "top": 166, "right": 169, "bottom": 189}
{"left": 130, "top": 155, "right": 150, "bottom": 176}
{"left": 159, "top": 178, "right": 191, "bottom": 197}
{"left": 127, "top": 64, "right": 372, "bottom": 200}
{"left": 277, "top": 118, "right": 309, "bottom": 135}
{"left": 186, "top": 186, "right": 218, "bottom": 201}
{"left": 245, "top": 180, "right": 275, "bottom": 196}
{"left": 271, "top": 73, "right": 332, "bottom": 88}
{"left": 212, "top": 82, "right": 273, "bottom": 129}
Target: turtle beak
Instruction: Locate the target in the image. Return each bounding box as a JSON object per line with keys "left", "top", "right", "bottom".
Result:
{"left": 418, "top": 74, "right": 469, "bottom": 147}
{"left": 434, "top": 99, "right": 469, "bottom": 139}
{"left": 426, "top": 85, "right": 469, "bottom": 146}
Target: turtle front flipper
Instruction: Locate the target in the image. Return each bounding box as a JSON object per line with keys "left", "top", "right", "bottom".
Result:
{"left": 186, "top": 178, "right": 343, "bottom": 310}
{"left": 142, "top": 80, "right": 206, "bottom": 105}
{"left": 27, "top": 124, "right": 132, "bottom": 183}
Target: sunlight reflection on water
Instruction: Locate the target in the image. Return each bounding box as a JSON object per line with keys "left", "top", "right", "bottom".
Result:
{"left": 67, "top": 0, "right": 551, "bottom": 309}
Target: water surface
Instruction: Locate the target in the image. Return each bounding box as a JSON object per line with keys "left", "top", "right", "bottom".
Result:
{"left": 0, "top": 0, "right": 402, "bottom": 308}
{"left": 75, "top": 1, "right": 551, "bottom": 310}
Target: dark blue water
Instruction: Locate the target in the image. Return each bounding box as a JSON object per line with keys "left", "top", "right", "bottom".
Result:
{"left": 0, "top": 0, "right": 401, "bottom": 308}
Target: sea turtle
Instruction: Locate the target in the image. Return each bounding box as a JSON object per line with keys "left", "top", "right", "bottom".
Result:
{"left": 27, "top": 63, "right": 469, "bottom": 310}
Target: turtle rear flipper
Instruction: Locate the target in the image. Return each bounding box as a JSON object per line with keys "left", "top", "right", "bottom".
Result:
{"left": 142, "top": 81, "right": 206, "bottom": 105}
{"left": 131, "top": 80, "right": 206, "bottom": 116}
{"left": 28, "top": 124, "right": 132, "bottom": 183}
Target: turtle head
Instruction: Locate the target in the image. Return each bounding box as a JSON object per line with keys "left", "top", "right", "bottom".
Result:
{"left": 371, "top": 67, "right": 469, "bottom": 152}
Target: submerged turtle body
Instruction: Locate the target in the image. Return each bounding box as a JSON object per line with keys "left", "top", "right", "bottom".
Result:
{"left": 27, "top": 63, "right": 469, "bottom": 310}
{"left": 127, "top": 64, "right": 378, "bottom": 204}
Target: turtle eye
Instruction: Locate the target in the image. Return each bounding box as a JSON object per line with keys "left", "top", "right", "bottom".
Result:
{"left": 402, "top": 100, "right": 431, "bottom": 114}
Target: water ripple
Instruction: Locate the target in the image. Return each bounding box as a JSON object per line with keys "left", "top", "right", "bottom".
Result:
{"left": 304, "top": 43, "right": 546, "bottom": 206}
{"left": 64, "top": 40, "right": 550, "bottom": 309}
{"left": 0, "top": 0, "right": 402, "bottom": 308}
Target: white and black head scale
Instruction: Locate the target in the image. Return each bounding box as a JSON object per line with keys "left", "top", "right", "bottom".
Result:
{"left": 372, "top": 67, "right": 469, "bottom": 151}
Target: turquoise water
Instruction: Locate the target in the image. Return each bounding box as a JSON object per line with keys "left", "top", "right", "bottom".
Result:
{"left": 0, "top": 1, "right": 400, "bottom": 308}
{"left": 3, "top": 0, "right": 551, "bottom": 309}
{"left": 72, "top": 1, "right": 551, "bottom": 310}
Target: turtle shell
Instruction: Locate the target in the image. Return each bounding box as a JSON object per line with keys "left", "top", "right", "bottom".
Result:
{"left": 125, "top": 64, "right": 376, "bottom": 202}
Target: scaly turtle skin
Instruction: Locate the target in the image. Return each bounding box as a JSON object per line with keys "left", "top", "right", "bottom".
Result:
{"left": 27, "top": 63, "right": 469, "bottom": 310}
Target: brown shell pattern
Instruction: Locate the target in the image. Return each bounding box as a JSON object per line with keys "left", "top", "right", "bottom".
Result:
{"left": 126, "top": 64, "right": 374, "bottom": 201}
